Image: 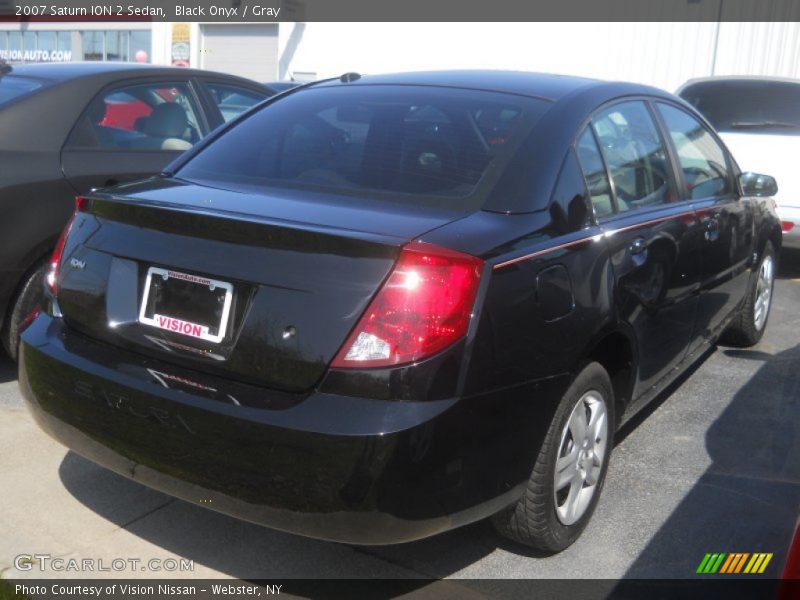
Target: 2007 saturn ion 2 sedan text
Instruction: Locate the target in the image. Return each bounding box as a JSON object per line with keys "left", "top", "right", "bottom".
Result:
{"left": 20, "top": 71, "right": 781, "bottom": 552}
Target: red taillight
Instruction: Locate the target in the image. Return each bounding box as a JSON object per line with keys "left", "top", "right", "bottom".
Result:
{"left": 46, "top": 196, "right": 87, "bottom": 295}
{"left": 331, "top": 241, "right": 483, "bottom": 369}
{"left": 782, "top": 221, "right": 795, "bottom": 233}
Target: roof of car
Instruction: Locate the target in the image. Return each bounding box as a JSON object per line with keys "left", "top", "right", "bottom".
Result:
{"left": 315, "top": 70, "right": 657, "bottom": 102}
{"left": 6, "top": 61, "right": 244, "bottom": 82}
{"left": 678, "top": 75, "right": 800, "bottom": 91}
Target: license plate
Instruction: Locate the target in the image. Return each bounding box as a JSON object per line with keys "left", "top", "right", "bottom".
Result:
{"left": 138, "top": 267, "right": 233, "bottom": 344}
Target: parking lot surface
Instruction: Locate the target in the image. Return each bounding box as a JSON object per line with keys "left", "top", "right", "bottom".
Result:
{"left": 1, "top": 253, "right": 798, "bottom": 582}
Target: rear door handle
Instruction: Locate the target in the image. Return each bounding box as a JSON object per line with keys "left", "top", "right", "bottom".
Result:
{"left": 629, "top": 237, "right": 647, "bottom": 255}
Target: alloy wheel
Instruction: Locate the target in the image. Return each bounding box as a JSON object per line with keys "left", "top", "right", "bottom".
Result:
{"left": 554, "top": 390, "right": 609, "bottom": 526}
{"left": 753, "top": 254, "right": 774, "bottom": 332}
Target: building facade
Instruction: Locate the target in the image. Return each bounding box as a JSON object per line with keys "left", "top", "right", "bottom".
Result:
{"left": 0, "top": 22, "right": 286, "bottom": 82}
{"left": 1, "top": 22, "right": 798, "bottom": 91}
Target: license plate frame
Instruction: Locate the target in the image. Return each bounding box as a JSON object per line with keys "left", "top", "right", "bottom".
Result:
{"left": 138, "top": 267, "right": 233, "bottom": 344}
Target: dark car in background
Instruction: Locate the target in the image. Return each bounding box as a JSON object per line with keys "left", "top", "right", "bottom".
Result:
{"left": 19, "top": 71, "right": 781, "bottom": 552}
{"left": 0, "top": 62, "right": 271, "bottom": 360}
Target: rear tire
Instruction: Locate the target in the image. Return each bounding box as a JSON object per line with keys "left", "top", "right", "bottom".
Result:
{"left": 721, "top": 242, "right": 776, "bottom": 348}
{"left": 491, "top": 362, "right": 615, "bottom": 553}
{"left": 1, "top": 262, "right": 46, "bottom": 362}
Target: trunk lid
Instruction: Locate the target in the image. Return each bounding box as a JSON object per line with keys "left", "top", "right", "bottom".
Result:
{"left": 56, "top": 178, "right": 464, "bottom": 391}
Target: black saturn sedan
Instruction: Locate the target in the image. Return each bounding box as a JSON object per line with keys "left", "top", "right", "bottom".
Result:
{"left": 19, "top": 71, "right": 781, "bottom": 552}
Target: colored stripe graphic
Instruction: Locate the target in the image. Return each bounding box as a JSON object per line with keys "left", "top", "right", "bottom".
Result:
{"left": 744, "top": 553, "right": 773, "bottom": 574}
{"left": 720, "top": 553, "right": 750, "bottom": 573}
{"left": 696, "top": 553, "right": 713, "bottom": 573}
{"left": 697, "top": 553, "right": 727, "bottom": 573}
{"left": 734, "top": 553, "right": 750, "bottom": 573}
{"left": 720, "top": 554, "right": 735, "bottom": 573}
{"left": 699, "top": 553, "right": 773, "bottom": 574}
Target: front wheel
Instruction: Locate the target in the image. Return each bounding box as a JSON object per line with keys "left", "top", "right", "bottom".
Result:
{"left": 721, "top": 241, "right": 776, "bottom": 347}
{"left": 491, "top": 362, "right": 615, "bottom": 553}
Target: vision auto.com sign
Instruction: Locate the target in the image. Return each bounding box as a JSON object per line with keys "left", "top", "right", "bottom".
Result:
{"left": 0, "top": 49, "right": 73, "bottom": 62}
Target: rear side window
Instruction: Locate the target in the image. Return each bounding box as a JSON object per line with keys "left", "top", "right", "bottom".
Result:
{"left": 576, "top": 127, "right": 613, "bottom": 219}
{"left": 679, "top": 80, "right": 800, "bottom": 134}
{"left": 592, "top": 101, "right": 676, "bottom": 213}
{"left": 178, "top": 85, "right": 550, "bottom": 207}
{"left": 0, "top": 75, "right": 45, "bottom": 107}
{"left": 67, "top": 82, "right": 204, "bottom": 151}
{"left": 657, "top": 103, "right": 731, "bottom": 200}
{"left": 203, "top": 82, "right": 270, "bottom": 123}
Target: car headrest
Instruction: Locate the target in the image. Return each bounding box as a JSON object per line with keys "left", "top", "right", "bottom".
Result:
{"left": 141, "top": 103, "right": 188, "bottom": 139}
{"left": 87, "top": 100, "right": 107, "bottom": 124}
{"left": 408, "top": 139, "right": 455, "bottom": 174}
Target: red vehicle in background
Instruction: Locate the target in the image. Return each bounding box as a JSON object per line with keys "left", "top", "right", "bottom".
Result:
{"left": 782, "top": 521, "right": 800, "bottom": 598}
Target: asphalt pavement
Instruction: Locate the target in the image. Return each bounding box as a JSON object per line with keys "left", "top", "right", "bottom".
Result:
{"left": 0, "top": 252, "right": 798, "bottom": 584}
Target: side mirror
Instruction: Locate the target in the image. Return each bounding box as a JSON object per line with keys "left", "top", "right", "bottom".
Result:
{"left": 739, "top": 172, "right": 778, "bottom": 197}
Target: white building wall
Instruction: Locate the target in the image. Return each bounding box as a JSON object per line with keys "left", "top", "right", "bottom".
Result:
{"left": 281, "top": 22, "right": 800, "bottom": 92}
{"left": 150, "top": 22, "right": 172, "bottom": 66}
{"left": 3, "top": 21, "right": 799, "bottom": 89}
{"left": 714, "top": 22, "right": 800, "bottom": 78}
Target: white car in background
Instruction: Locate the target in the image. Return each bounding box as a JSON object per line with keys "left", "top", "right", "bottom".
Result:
{"left": 678, "top": 76, "right": 800, "bottom": 249}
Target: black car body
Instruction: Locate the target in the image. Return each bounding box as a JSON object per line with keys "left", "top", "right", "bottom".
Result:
{"left": 19, "top": 71, "right": 782, "bottom": 551}
{"left": 0, "top": 62, "right": 271, "bottom": 359}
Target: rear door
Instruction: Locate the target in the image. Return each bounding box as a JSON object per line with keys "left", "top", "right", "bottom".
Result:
{"left": 60, "top": 78, "right": 208, "bottom": 193}
{"left": 655, "top": 102, "right": 754, "bottom": 349}
{"left": 577, "top": 100, "right": 704, "bottom": 401}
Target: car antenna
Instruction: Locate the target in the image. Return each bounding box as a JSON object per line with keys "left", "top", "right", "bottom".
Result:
{"left": 340, "top": 72, "right": 361, "bottom": 83}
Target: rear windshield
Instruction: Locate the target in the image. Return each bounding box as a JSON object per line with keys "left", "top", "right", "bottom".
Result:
{"left": 0, "top": 74, "right": 45, "bottom": 108}
{"left": 178, "top": 85, "right": 550, "bottom": 208}
{"left": 680, "top": 80, "right": 800, "bottom": 134}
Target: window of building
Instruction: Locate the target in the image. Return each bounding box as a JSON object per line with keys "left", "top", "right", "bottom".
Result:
{"left": 37, "top": 31, "right": 56, "bottom": 53}
{"left": 8, "top": 32, "right": 21, "bottom": 53}
{"left": 0, "top": 30, "right": 76, "bottom": 62}
{"left": 0, "top": 29, "right": 150, "bottom": 63}
{"left": 131, "top": 31, "right": 151, "bottom": 61}
{"left": 79, "top": 30, "right": 150, "bottom": 63}
{"left": 22, "top": 31, "right": 35, "bottom": 52}
{"left": 82, "top": 31, "right": 104, "bottom": 61}
{"left": 57, "top": 32, "right": 72, "bottom": 52}
{"left": 106, "top": 31, "right": 128, "bottom": 61}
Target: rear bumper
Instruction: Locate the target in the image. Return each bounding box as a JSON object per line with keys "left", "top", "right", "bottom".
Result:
{"left": 19, "top": 315, "right": 566, "bottom": 545}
